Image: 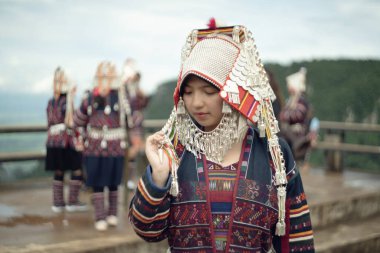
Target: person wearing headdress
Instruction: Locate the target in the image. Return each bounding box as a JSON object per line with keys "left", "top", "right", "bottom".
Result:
{"left": 45, "top": 67, "right": 87, "bottom": 213}
{"left": 129, "top": 25, "right": 314, "bottom": 252}
{"left": 265, "top": 68, "right": 285, "bottom": 120}
{"left": 121, "top": 58, "right": 149, "bottom": 189}
{"left": 279, "top": 67, "right": 316, "bottom": 166}
{"left": 74, "top": 61, "right": 131, "bottom": 231}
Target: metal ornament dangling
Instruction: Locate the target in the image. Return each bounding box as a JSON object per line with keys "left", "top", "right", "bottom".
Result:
{"left": 101, "top": 139, "right": 107, "bottom": 149}
{"left": 222, "top": 101, "right": 232, "bottom": 114}
{"left": 169, "top": 162, "right": 179, "bottom": 197}
{"left": 120, "top": 140, "right": 126, "bottom": 149}
{"left": 176, "top": 97, "right": 186, "bottom": 115}
{"left": 259, "top": 119, "right": 266, "bottom": 138}
{"left": 104, "top": 105, "right": 111, "bottom": 115}
{"left": 87, "top": 106, "right": 92, "bottom": 115}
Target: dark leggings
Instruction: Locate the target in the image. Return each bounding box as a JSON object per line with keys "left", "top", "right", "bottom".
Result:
{"left": 54, "top": 170, "right": 83, "bottom": 181}
{"left": 93, "top": 186, "right": 118, "bottom": 193}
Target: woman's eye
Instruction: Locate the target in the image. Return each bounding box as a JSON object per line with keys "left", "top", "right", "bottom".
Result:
{"left": 183, "top": 91, "right": 192, "bottom": 95}
{"left": 205, "top": 90, "right": 218, "bottom": 95}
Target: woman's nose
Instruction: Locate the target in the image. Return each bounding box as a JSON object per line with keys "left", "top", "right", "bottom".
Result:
{"left": 191, "top": 93, "right": 204, "bottom": 108}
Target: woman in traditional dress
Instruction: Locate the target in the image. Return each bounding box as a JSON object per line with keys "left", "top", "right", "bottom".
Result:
{"left": 129, "top": 25, "right": 315, "bottom": 252}
{"left": 74, "top": 61, "right": 131, "bottom": 231}
{"left": 45, "top": 67, "right": 87, "bottom": 213}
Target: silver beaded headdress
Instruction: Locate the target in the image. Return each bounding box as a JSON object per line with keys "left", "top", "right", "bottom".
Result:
{"left": 53, "top": 67, "right": 70, "bottom": 94}
{"left": 93, "top": 61, "right": 120, "bottom": 90}
{"left": 163, "top": 26, "right": 287, "bottom": 236}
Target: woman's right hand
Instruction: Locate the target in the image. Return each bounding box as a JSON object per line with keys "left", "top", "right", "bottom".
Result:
{"left": 145, "top": 131, "right": 170, "bottom": 187}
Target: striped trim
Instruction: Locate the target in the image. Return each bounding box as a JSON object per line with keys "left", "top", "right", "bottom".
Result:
{"left": 172, "top": 246, "right": 214, "bottom": 250}
{"left": 137, "top": 179, "right": 166, "bottom": 205}
{"left": 132, "top": 225, "right": 167, "bottom": 238}
{"left": 172, "top": 200, "right": 207, "bottom": 205}
{"left": 290, "top": 205, "right": 310, "bottom": 218}
{"left": 132, "top": 204, "right": 169, "bottom": 223}
{"left": 233, "top": 221, "right": 270, "bottom": 232}
{"left": 289, "top": 234, "right": 314, "bottom": 242}
{"left": 169, "top": 223, "right": 209, "bottom": 229}
{"left": 229, "top": 244, "right": 261, "bottom": 250}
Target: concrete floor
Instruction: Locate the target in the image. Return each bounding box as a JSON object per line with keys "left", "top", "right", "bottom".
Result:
{"left": 0, "top": 168, "right": 380, "bottom": 252}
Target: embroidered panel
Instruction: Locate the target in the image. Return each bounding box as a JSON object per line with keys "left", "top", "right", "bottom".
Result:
{"left": 174, "top": 181, "right": 207, "bottom": 202}
{"left": 229, "top": 223, "right": 272, "bottom": 252}
{"left": 233, "top": 198, "right": 277, "bottom": 232}
{"left": 169, "top": 226, "right": 213, "bottom": 251}
{"left": 237, "top": 178, "right": 278, "bottom": 209}
{"left": 83, "top": 138, "right": 125, "bottom": 156}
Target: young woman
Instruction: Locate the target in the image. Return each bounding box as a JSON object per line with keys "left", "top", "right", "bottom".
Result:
{"left": 45, "top": 67, "right": 87, "bottom": 213}
{"left": 279, "top": 67, "right": 317, "bottom": 168}
{"left": 129, "top": 25, "right": 315, "bottom": 252}
{"left": 121, "top": 58, "right": 149, "bottom": 189}
{"left": 74, "top": 61, "right": 131, "bottom": 231}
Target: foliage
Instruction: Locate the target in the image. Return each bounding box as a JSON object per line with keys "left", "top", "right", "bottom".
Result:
{"left": 145, "top": 59, "right": 380, "bottom": 123}
{"left": 144, "top": 59, "right": 380, "bottom": 171}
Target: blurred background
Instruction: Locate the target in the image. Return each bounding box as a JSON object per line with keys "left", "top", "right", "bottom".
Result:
{"left": 1, "top": 0, "right": 379, "bottom": 179}
{"left": 0, "top": 1, "right": 379, "bottom": 252}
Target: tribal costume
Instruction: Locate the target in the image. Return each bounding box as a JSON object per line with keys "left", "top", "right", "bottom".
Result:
{"left": 130, "top": 25, "right": 314, "bottom": 252}
{"left": 74, "top": 61, "right": 131, "bottom": 230}
{"left": 45, "top": 67, "right": 87, "bottom": 213}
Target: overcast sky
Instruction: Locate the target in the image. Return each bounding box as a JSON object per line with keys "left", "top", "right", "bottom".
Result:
{"left": 0, "top": 0, "right": 379, "bottom": 96}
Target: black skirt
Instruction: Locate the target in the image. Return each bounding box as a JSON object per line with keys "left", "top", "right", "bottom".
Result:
{"left": 83, "top": 156, "right": 124, "bottom": 187}
{"left": 45, "top": 147, "right": 83, "bottom": 171}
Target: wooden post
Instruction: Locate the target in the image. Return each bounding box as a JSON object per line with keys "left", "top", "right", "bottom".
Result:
{"left": 325, "top": 131, "right": 344, "bottom": 172}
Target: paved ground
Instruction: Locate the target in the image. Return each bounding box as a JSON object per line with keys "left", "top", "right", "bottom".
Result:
{"left": 0, "top": 168, "right": 380, "bottom": 252}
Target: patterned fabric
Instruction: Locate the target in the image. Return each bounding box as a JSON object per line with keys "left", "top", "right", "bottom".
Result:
{"left": 280, "top": 96, "right": 310, "bottom": 127}
{"left": 127, "top": 89, "right": 148, "bottom": 131}
{"left": 129, "top": 128, "right": 315, "bottom": 252}
{"left": 92, "top": 192, "right": 106, "bottom": 221}
{"left": 207, "top": 161, "right": 238, "bottom": 252}
{"left": 74, "top": 90, "right": 127, "bottom": 157}
{"left": 279, "top": 95, "right": 312, "bottom": 161}
{"left": 52, "top": 180, "right": 65, "bottom": 207}
{"left": 108, "top": 190, "right": 118, "bottom": 216}
{"left": 68, "top": 180, "right": 82, "bottom": 205}
{"left": 46, "top": 95, "right": 69, "bottom": 148}
{"left": 74, "top": 90, "right": 126, "bottom": 188}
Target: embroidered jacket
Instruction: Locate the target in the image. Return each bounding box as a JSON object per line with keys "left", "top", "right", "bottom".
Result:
{"left": 129, "top": 128, "right": 315, "bottom": 252}
{"left": 74, "top": 90, "right": 128, "bottom": 157}
{"left": 46, "top": 95, "right": 70, "bottom": 148}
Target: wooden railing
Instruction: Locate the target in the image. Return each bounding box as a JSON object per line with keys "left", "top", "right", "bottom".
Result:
{"left": 0, "top": 120, "right": 166, "bottom": 162}
{"left": 1, "top": 121, "right": 379, "bottom": 171}
{"left": 315, "top": 121, "right": 380, "bottom": 171}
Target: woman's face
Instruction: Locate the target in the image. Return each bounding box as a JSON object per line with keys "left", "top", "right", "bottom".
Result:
{"left": 183, "top": 75, "right": 223, "bottom": 132}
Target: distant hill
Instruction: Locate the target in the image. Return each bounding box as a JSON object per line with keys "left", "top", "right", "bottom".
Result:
{"left": 144, "top": 59, "right": 380, "bottom": 172}
{"left": 145, "top": 59, "right": 380, "bottom": 123}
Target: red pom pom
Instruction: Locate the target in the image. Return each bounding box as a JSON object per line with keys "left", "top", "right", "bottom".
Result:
{"left": 93, "top": 87, "right": 100, "bottom": 96}
{"left": 207, "top": 17, "right": 217, "bottom": 29}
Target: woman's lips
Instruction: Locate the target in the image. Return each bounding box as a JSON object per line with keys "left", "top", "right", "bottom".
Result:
{"left": 194, "top": 112, "right": 208, "bottom": 120}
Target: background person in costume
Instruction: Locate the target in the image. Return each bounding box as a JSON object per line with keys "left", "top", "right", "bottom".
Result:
{"left": 74, "top": 61, "right": 131, "bottom": 231}
{"left": 45, "top": 67, "right": 87, "bottom": 213}
{"left": 129, "top": 25, "right": 314, "bottom": 252}
{"left": 121, "top": 58, "right": 149, "bottom": 190}
{"left": 265, "top": 67, "right": 285, "bottom": 120}
{"left": 279, "top": 67, "right": 317, "bottom": 169}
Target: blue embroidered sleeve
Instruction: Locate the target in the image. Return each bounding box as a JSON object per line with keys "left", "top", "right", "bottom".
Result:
{"left": 129, "top": 165, "right": 172, "bottom": 242}
{"left": 273, "top": 138, "right": 315, "bottom": 252}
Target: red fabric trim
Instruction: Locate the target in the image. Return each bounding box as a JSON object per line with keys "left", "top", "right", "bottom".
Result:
{"left": 224, "top": 134, "right": 247, "bottom": 252}
{"left": 202, "top": 155, "right": 217, "bottom": 253}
